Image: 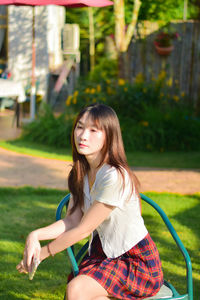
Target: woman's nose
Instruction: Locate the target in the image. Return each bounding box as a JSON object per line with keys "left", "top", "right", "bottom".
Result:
{"left": 80, "top": 129, "right": 89, "bottom": 140}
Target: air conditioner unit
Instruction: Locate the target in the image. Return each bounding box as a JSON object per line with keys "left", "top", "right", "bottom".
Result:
{"left": 63, "top": 24, "right": 80, "bottom": 52}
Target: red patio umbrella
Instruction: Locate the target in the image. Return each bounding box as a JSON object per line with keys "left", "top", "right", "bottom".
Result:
{"left": 0, "top": 0, "right": 113, "bottom": 120}
{"left": 0, "top": 0, "right": 113, "bottom": 5}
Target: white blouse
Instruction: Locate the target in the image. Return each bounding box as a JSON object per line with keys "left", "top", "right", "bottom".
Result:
{"left": 83, "top": 164, "right": 148, "bottom": 258}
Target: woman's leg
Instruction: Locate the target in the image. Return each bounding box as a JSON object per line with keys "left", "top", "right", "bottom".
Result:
{"left": 66, "top": 274, "right": 110, "bottom": 300}
{"left": 93, "top": 297, "right": 111, "bottom": 300}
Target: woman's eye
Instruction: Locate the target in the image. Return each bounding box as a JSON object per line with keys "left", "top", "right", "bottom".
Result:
{"left": 91, "top": 128, "right": 97, "bottom": 132}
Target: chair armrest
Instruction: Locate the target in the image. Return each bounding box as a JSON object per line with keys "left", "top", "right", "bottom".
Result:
{"left": 55, "top": 193, "right": 79, "bottom": 276}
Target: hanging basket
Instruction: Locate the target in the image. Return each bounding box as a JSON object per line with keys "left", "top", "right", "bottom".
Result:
{"left": 154, "top": 43, "right": 174, "bottom": 56}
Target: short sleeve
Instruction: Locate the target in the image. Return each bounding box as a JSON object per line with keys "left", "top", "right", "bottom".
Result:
{"left": 91, "top": 166, "right": 131, "bottom": 209}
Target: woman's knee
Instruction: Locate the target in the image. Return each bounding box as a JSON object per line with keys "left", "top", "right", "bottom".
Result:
{"left": 67, "top": 279, "right": 80, "bottom": 300}
{"left": 66, "top": 277, "right": 86, "bottom": 300}
{"left": 66, "top": 274, "right": 109, "bottom": 300}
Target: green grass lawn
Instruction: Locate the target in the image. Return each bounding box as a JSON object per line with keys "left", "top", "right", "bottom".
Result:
{"left": 0, "top": 140, "right": 72, "bottom": 162}
{"left": 0, "top": 187, "right": 199, "bottom": 299}
{"left": 0, "top": 139, "right": 200, "bottom": 169}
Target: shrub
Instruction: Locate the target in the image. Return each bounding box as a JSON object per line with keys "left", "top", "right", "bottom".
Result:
{"left": 22, "top": 103, "right": 74, "bottom": 148}
{"left": 88, "top": 58, "right": 118, "bottom": 83}
{"left": 22, "top": 69, "right": 200, "bottom": 152}
{"left": 65, "top": 73, "right": 200, "bottom": 152}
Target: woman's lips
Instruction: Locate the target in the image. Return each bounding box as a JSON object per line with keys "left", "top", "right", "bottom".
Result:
{"left": 79, "top": 143, "right": 88, "bottom": 148}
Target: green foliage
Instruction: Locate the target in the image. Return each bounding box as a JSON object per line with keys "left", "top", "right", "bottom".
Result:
{"left": 65, "top": 70, "right": 200, "bottom": 152}
{"left": 22, "top": 64, "right": 200, "bottom": 152}
{"left": 65, "top": 1, "right": 198, "bottom": 75}
{"left": 88, "top": 58, "right": 118, "bottom": 82}
{"left": 65, "top": 6, "right": 114, "bottom": 40}
{"left": 22, "top": 103, "right": 74, "bottom": 148}
{"left": 65, "top": 6, "right": 114, "bottom": 70}
{"left": 139, "top": 0, "right": 198, "bottom": 21}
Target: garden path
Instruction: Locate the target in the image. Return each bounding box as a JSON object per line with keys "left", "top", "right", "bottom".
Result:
{"left": 0, "top": 147, "right": 199, "bottom": 194}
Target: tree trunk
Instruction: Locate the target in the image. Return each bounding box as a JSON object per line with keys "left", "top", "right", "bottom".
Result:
{"left": 88, "top": 7, "right": 95, "bottom": 71}
{"left": 114, "top": 0, "right": 142, "bottom": 79}
{"left": 118, "top": 51, "right": 130, "bottom": 80}
{"left": 114, "top": 0, "right": 125, "bottom": 52}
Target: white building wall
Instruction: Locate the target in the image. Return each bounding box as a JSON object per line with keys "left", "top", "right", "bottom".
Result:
{"left": 47, "top": 6, "right": 65, "bottom": 70}
{"left": 8, "top": 6, "right": 65, "bottom": 100}
{"left": 8, "top": 7, "right": 33, "bottom": 88}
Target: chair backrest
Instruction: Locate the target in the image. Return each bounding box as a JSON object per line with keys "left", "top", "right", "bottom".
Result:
{"left": 140, "top": 193, "right": 193, "bottom": 300}
{"left": 56, "top": 193, "right": 193, "bottom": 300}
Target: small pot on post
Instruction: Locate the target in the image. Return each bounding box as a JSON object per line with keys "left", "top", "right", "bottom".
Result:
{"left": 154, "top": 43, "right": 174, "bottom": 56}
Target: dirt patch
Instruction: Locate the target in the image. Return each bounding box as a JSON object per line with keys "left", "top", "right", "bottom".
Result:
{"left": 0, "top": 147, "right": 199, "bottom": 194}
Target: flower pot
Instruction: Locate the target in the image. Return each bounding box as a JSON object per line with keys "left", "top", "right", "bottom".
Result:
{"left": 154, "top": 44, "right": 174, "bottom": 56}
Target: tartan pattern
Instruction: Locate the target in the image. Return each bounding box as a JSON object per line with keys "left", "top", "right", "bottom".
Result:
{"left": 69, "top": 234, "right": 163, "bottom": 299}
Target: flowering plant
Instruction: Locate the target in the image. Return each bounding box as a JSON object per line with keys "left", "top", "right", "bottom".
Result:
{"left": 154, "top": 31, "right": 179, "bottom": 47}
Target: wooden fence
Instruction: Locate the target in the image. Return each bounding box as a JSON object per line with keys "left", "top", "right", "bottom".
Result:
{"left": 129, "top": 21, "right": 200, "bottom": 108}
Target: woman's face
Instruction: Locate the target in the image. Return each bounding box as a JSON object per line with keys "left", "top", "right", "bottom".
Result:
{"left": 74, "top": 112, "right": 106, "bottom": 163}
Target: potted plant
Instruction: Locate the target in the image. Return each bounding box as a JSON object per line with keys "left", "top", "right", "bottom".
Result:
{"left": 154, "top": 31, "right": 179, "bottom": 56}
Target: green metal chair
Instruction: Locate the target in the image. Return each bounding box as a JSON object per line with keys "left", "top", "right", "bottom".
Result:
{"left": 56, "top": 193, "right": 193, "bottom": 300}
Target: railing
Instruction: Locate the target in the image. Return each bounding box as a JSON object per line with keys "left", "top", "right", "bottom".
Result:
{"left": 49, "top": 57, "right": 79, "bottom": 108}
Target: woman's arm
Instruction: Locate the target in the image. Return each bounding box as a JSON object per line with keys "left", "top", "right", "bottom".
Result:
{"left": 40, "top": 201, "right": 114, "bottom": 261}
{"left": 17, "top": 196, "right": 83, "bottom": 272}
{"left": 31, "top": 196, "right": 83, "bottom": 241}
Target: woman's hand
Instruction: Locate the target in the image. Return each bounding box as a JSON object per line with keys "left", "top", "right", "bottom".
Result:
{"left": 16, "top": 259, "right": 28, "bottom": 274}
{"left": 24, "top": 232, "right": 41, "bottom": 271}
{"left": 16, "top": 231, "right": 41, "bottom": 274}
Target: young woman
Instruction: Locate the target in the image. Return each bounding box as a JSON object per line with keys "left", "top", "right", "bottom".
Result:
{"left": 17, "top": 103, "right": 163, "bottom": 300}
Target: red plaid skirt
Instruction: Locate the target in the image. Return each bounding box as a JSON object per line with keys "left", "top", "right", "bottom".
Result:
{"left": 68, "top": 233, "right": 163, "bottom": 299}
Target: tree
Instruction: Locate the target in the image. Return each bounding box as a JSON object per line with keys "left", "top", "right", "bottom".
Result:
{"left": 113, "top": 0, "right": 198, "bottom": 79}
{"left": 65, "top": 6, "right": 113, "bottom": 74}
{"left": 189, "top": 0, "right": 200, "bottom": 18}
{"left": 114, "top": 0, "right": 142, "bottom": 79}
{"left": 139, "top": 0, "right": 190, "bottom": 20}
{"left": 65, "top": 1, "right": 198, "bottom": 77}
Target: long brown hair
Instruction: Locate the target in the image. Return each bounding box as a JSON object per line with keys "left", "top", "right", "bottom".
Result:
{"left": 68, "top": 103, "right": 140, "bottom": 214}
